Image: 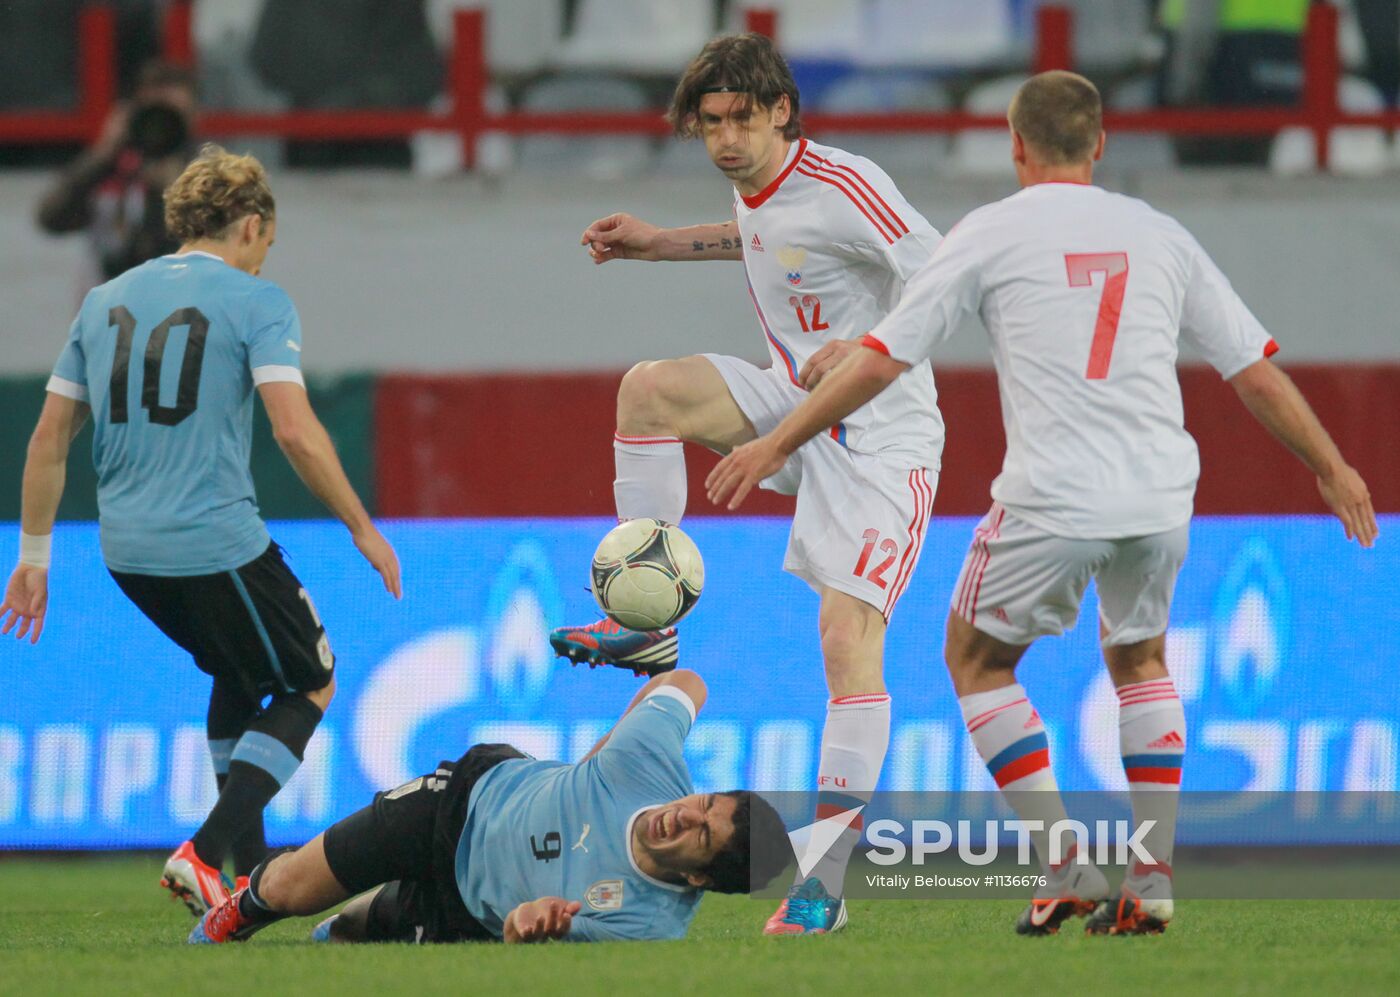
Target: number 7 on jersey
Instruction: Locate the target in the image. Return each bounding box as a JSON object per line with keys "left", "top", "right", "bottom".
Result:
{"left": 1065, "top": 253, "right": 1129, "bottom": 380}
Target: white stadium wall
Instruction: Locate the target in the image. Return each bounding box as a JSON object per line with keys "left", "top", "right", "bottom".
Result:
{"left": 2, "top": 169, "right": 1399, "bottom": 375}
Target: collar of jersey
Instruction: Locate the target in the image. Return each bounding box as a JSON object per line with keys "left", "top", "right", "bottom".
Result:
{"left": 165, "top": 250, "right": 226, "bottom": 264}
{"left": 739, "top": 138, "right": 806, "bottom": 210}
{"left": 624, "top": 806, "right": 692, "bottom": 893}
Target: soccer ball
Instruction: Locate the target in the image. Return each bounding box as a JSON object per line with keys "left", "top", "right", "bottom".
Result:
{"left": 590, "top": 519, "right": 704, "bottom": 632}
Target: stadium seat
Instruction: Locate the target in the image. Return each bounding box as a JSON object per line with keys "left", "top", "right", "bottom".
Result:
{"left": 732, "top": 0, "right": 864, "bottom": 63}
{"left": 1270, "top": 75, "right": 1390, "bottom": 176}
{"left": 411, "top": 87, "right": 515, "bottom": 178}
{"left": 553, "top": 0, "right": 713, "bottom": 74}
{"left": 516, "top": 74, "right": 653, "bottom": 178}
{"left": 859, "top": 0, "right": 1018, "bottom": 70}
{"left": 194, "top": 0, "right": 286, "bottom": 110}
{"left": 427, "top": 1, "right": 561, "bottom": 77}
{"left": 947, "top": 75, "right": 1025, "bottom": 177}
{"left": 1042, "top": 0, "right": 1156, "bottom": 74}
{"left": 192, "top": 0, "right": 286, "bottom": 164}
{"left": 813, "top": 72, "right": 951, "bottom": 180}
{"left": 1102, "top": 75, "right": 1177, "bottom": 173}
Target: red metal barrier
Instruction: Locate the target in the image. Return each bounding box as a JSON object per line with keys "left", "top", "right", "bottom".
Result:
{"left": 1302, "top": 1, "right": 1343, "bottom": 168}
{"left": 1034, "top": 5, "right": 1072, "bottom": 74}
{"left": 0, "top": 5, "right": 115, "bottom": 143}
{"left": 0, "top": 4, "right": 1386, "bottom": 173}
{"left": 161, "top": 0, "right": 194, "bottom": 67}
{"left": 745, "top": 7, "right": 777, "bottom": 39}
{"left": 374, "top": 366, "right": 1400, "bottom": 518}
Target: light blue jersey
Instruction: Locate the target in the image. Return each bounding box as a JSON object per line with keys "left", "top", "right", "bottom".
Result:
{"left": 456, "top": 688, "right": 702, "bottom": 941}
{"left": 48, "top": 252, "right": 304, "bottom": 575}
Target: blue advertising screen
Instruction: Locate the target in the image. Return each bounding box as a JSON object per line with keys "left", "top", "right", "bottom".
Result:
{"left": 0, "top": 516, "right": 1395, "bottom": 848}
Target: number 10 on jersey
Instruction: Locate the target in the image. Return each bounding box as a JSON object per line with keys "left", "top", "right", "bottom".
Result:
{"left": 1064, "top": 253, "right": 1128, "bottom": 380}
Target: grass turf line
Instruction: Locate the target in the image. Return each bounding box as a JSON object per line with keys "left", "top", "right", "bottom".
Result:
{"left": 1, "top": 855, "right": 1398, "bottom": 995}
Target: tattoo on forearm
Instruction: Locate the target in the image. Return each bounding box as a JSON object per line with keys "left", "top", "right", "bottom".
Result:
{"left": 691, "top": 237, "right": 736, "bottom": 253}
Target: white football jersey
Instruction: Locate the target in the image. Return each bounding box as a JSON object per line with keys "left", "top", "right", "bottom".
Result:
{"left": 734, "top": 138, "right": 944, "bottom": 469}
{"left": 865, "top": 182, "right": 1277, "bottom": 538}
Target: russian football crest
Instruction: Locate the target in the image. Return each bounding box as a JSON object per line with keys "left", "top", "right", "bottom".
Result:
{"left": 777, "top": 245, "right": 806, "bottom": 286}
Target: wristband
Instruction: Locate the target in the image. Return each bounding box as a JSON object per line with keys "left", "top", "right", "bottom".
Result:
{"left": 19, "top": 531, "right": 51, "bottom": 569}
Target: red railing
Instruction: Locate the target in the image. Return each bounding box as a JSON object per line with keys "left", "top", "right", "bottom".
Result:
{"left": 0, "top": 3, "right": 1390, "bottom": 171}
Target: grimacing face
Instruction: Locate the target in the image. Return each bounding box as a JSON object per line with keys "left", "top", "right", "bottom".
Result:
{"left": 697, "top": 91, "right": 791, "bottom": 189}
{"left": 632, "top": 792, "right": 740, "bottom": 886}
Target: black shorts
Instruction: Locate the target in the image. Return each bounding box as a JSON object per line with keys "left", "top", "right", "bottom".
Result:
{"left": 110, "top": 541, "right": 334, "bottom": 702}
{"left": 321, "top": 743, "right": 526, "bottom": 944}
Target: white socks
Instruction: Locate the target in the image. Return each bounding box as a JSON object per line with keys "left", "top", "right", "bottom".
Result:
{"left": 613, "top": 434, "right": 686, "bottom": 524}
{"left": 808, "top": 693, "right": 891, "bottom": 896}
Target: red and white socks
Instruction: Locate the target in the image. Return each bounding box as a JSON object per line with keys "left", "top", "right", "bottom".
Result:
{"left": 959, "top": 683, "right": 1071, "bottom": 871}
{"left": 957, "top": 678, "right": 1184, "bottom": 896}
{"left": 1117, "top": 678, "right": 1185, "bottom": 885}
{"left": 612, "top": 433, "right": 686, "bottom": 524}
{"left": 808, "top": 693, "right": 891, "bottom": 896}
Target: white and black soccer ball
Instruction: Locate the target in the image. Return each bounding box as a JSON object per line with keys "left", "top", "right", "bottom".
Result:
{"left": 590, "top": 519, "right": 704, "bottom": 632}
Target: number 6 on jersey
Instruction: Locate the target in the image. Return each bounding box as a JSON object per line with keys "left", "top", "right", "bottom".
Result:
{"left": 1065, "top": 252, "right": 1128, "bottom": 380}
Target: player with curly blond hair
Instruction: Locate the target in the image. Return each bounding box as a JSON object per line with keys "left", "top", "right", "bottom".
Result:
{"left": 2, "top": 145, "right": 402, "bottom": 916}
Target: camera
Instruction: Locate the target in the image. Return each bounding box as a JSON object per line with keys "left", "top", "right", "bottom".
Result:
{"left": 126, "top": 102, "right": 189, "bottom": 159}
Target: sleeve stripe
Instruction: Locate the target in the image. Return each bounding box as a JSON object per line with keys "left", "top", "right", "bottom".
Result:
{"left": 1263, "top": 338, "right": 1280, "bottom": 358}
{"left": 251, "top": 365, "right": 305, "bottom": 387}
{"left": 860, "top": 333, "right": 890, "bottom": 356}
{"left": 645, "top": 686, "right": 698, "bottom": 724}
{"left": 795, "top": 163, "right": 898, "bottom": 244}
{"left": 802, "top": 152, "right": 909, "bottom": 235}
{"left": 46, "top": 376, "right": 89, "bottom": 402}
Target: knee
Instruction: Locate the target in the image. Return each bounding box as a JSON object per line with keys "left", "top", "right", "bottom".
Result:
{"left": 617, "top": 360, "right": 681, "bottom": 431}
{"left": 819, "top": 609, "right": 883, "bottom": 690}
{"left": 942, "top": 639, "right": 981, "bottom": 693}
{"left": 820, "top": 616, "right": 865, "bottom": 670}
{"left": 256, "top": 851, "right": 308, "bottom": 913}
{"left": 1105, "top": 653, "right": 1168, "bottom": 688}
{"left": 943, "top": 623, "right": 1014, "bottom": 696}
{"left": 1103, "top": 635, "right": 1169, "bottom": 688}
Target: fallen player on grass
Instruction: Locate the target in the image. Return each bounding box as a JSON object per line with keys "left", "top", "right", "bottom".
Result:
{"left": 189, "top": 669, "right": 792, "bottom": 944}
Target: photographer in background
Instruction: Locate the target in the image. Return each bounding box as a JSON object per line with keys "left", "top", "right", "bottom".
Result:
{"left": 36, "top": 60, "right": 198, "bottom": 282}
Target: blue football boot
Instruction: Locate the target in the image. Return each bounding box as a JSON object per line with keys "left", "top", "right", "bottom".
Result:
{"left": 763, "top": 877, "right": 848, "bottom": 935}
{"left": 311, "top": 915, "right": 339, "bottom": 942}
{"left": 549, "top": 617, "right": 678, "bottom": 677}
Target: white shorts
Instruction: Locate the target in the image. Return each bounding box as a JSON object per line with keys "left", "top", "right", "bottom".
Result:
{"left": 950, "top": 502, "right": 1189, "bottom": 647}
{"left": 704, "top": 353, "right": 937, "bottom": 620}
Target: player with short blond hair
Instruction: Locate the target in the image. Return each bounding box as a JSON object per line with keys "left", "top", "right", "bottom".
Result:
{"left": 549, "top": 33, "right": 945, "bottom": 934}
{"left": 2, "top": 145, "right": 402, "bottom": 916}
{"left": 709, "top": 70, "right": 1377, "bottom": 937}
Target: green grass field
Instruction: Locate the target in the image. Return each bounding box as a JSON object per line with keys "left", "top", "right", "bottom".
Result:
{"left": 2, "top": 855, "right": 1398, "bottom": 996}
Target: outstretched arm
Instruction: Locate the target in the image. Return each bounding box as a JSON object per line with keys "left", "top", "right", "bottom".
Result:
{"left": 580, "top": 668, "right": 708, "bottom": 761}
{"left": 2, "top": 393, "right": 89, "bottom": 644}
{"left": 258, "top": 382, "right": 403, "bottom": 597}
{"left": 581, "top": 213, "right": 743, "bottom": 264}
{"left": 706, "top": 344, "right": 908, "bottom": 510}
{"left": 1229, "top": 358, "right": 1377, "bottom": 546}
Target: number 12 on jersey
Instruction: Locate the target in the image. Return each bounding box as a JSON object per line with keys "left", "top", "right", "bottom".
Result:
{"left": 1064, "top": 253, "right": 1128, "bottom": 380}
{"left": 853, "top": 528, "right": 898, "bottom": 589}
